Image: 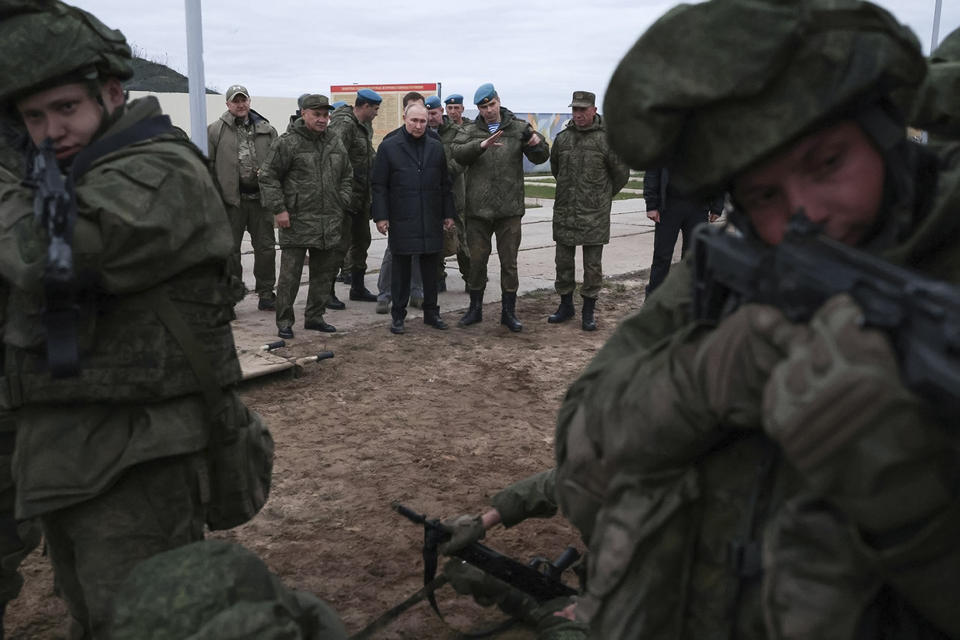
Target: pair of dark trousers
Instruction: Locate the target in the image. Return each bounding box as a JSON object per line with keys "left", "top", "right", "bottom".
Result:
{"left": 647, "top": 202, "right": 709, "bottom": 295}
{"left": 276, "top": 246, "right": 339, "bottom": 329}
{"left": 337, "top": 210, "right": 372, "bottom": 273}
{"left": 226, "top": 198, "right": 276, "bottom": 299}
{"left": 467, "top": 216, "right": 522, "bottom": 293}
{"left": 392, "top": 252, "right": 440, "bottom": 319}
{"left": 555, "top": 243, "right": 604, "bottom": 299}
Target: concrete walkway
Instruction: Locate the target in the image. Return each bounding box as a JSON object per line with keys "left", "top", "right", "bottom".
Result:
{"left": 231, "top": 197, "right": 665, "bottom": 348}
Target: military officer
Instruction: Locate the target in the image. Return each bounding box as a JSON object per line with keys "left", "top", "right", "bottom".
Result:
{"left": 207, "top": 84, "right": 279, "bottom": 310}
{"left": 260, "top": 94, "right": 351, "bottom": 338}
{"left": 554, "top": 2, "right": 960, "bottom": 638}
{"left": 438, "top": 94, "right": 471, "bottom": 291}
{"left": 328, "top": 88, "right": 381, "bottom": 308}
{"left": 444, "top": 93, "right": 466, "bottom": 126}
{"left": 0, "top": 3, "right": 269, "bottom": 636}
{"left": 547, "top": 91, "right": 629, "bottom": 331}
{"left": 451, "top": 83, "right": 550, "bottom": 332}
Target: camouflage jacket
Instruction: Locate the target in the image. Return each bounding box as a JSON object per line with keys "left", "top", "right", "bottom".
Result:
{"left": 207, "top": 110, "right": 277, "bottom": 206}
{"left": 451, "top": 107, "right": 549, "bottom": 221}
{"left": 328, "top": 106, "right": 375, "bottom": 215}
{"left": 437, "top": 119, "right": 467, "bottom": 218}
{"left": 490, "top": 468, "right": 559, "bottom": 528}
{"left": 0, "top": 97, "right": 242, "bottom": 518}
{"left": 554, "top": 142, "right": 960, "bottom": 639}
{"left": 259, "top": 119, "right": 352, "bottom": 249}
{"left": 550, "top": 115, "right": 629, "bottom": 245}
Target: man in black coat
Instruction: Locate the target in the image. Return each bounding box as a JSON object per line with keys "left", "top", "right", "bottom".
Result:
{"left": 373, "top": 103, "right": 456, "bottom": 334}
{"left": 642, "top": 167, "right": 723, "bottom": 296}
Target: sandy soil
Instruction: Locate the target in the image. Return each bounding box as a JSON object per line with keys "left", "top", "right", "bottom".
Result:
{"left": 7, "top": 277, "right": 645, "bottom": 639}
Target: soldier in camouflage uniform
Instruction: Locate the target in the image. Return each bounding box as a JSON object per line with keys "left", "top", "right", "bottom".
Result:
{"left": 913, "top": 26, "right": 960, "bottom": 143}
{"left": 207, "top": 84, "right": 279, "bottom": 310}
{"left": 554, "top": 2, "right": 960, "bottom": 638}
{"left": 452, "top": 83, "right": 550, "bottom": 332}
{"left": 0, "top": 127, "right": 41, "bottom": 638}
{"left": 0, "top": 3, "right": 269, "bottom": 637}
{"left": 441, "top": 94, "right": 471, "bottom": 290}
{"left": 327, "top": 88, "right": 380, "bottom": 305}
{"left": 259, "top": 94, "right": 352, "bottom": 339}
{"left": 110, "top": 540, "right": 347, "bottom": 640}
{"left": 547, "top": 91, "right": 629, "bottom": 331}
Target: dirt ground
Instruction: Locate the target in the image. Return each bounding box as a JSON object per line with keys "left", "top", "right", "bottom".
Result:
{"left": 7, "top": 276, "right": 646, "bottom": 639}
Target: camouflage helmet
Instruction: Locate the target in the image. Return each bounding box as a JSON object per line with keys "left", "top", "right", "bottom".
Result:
{"left": 912, "top": 26, "right": 960, "bottom": 138}
{"left": 0, "top": 0, "right": 133, "bottom": 107}
{"left": 603, "top": 0, "right": 925, "bottom": 195}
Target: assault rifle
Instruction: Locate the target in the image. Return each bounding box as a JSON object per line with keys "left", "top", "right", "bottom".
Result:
{"left": 26, "top": 138, "right": 79, "bottom": 378}
{"left": 393, "top": 503, "right": 579, "bottom": 611}
{"left": 691, "top": 213, "right": 960, "bottom": 417}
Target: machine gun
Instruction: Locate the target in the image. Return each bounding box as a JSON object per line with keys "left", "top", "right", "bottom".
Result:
{"left": 26, "top": 138, "right": 80, "bottom": 378}
{"left": 691, "top": 213, "right": 960, "bottom": 418}
{"left": 394, "top": 502, "right": 578, "bottom": 609}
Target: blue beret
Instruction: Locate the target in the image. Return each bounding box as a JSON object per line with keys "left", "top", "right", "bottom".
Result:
{"left": 332, "top": 101, "right": 347, "bottom": 109}
{"left": 425, "top": 95, "right": 442, "bottom": 109}
{"left": 444, "top": 94, "right": 464, "bottom": 105}
{"left": 474, "top": 83, "right": 497, "bottom": 106}
{"left": 356, "top": 88, "right": 382, "bottom": 105}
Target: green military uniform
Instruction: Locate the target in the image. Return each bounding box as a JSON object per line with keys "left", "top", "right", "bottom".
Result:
{"left": 913, "top": 27, "right": 960, "bottom": 142}
{"left": 111, "top": 540, "right": 347, "bottom": 640}
{"left": 451, "top": 107, "right": 549, "bottom": 294}
{"left": 549, "top": 112, "right": 629, "bottom": 319}
{"left": 0, "top": 145, "right": 41, "bottom": 631}
{"left": 438, "top": 117, "right": 470, "bottom": 286}
{"left": 258, "top": 116, "right": 352, "bottom": 333}
{"left": 0, "top": 5, "right": 270, "bottom": 636}
{"left": 554, "top": 2, "right": 960, "bottom": 639}
{"left": 208, "top": 108, "right": 279, "bottom": 305}
{"left": 328, "top": 105, "right": 374, "bottom": 282}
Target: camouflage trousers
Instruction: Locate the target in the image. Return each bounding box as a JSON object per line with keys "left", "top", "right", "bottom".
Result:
{"left": 41, "top": 452, "right": 207, "bottom": 639}
{"left": 338, "top": 210, "right": 372, "bottom": 274}
{"left": 227, "top": 197, "right": 276, "bottom": 301}
{"left": 276, "top": 246, "right": 339, "bottom": 329}
{"left": 555, "top": 243, "right": 603, "bottom": 299}
{"left": 467, "top": 216, "right": 522, "bottom": 293}
{"left": 0, "top": 416, "right": 40, "bottom": 610}
{"left": 439, "top": 213, "right": 470, "bottom": 285}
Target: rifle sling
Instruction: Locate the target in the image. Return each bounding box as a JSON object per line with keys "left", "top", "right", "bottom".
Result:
{"left": 69, "top": 115, "right": 174, "bottom": 181}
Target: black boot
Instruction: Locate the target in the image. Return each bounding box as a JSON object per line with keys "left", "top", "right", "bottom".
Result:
{"left": 424, "top": 309, "right": 449, "bottom": 330}
{"left": 349, "top": 270, "right": 377, "bottom": 301}
{"left": 582, "top": 296, "right": 597, "bottom": 331}
{"left": 458, "top": 289, "right": 484, "bottom": 326}
{"left": 500, "top": 292, "right": 522, "bottom": 332}
{"left": 390, "top": 307, "right": 406, "bottom": 334}
{"left": 547, "top": 293, "right": 575, "bottom": 324}
{"left": 327, "top": 281, "right": 346, "bottom": 310}
{"left": 336, "top": 269, "right": 352, "bottom": 285}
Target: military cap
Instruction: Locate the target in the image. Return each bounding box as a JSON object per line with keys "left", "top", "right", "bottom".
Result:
{"left": 332, "top": 100, "right": 347, "bottom": 109}
{"left": 300, "top": 94, "right": 335, "bottom": 111}
{"left": 603, "top": 0, "right": 925, "bottom": 195}
{"left": 444, "top": 94, "right": 464, "bottom": 105}
{"left": 474, "top": 83, "right": 498, "bottom": 106}
{"left": 225, "top": 84, "right": 249, "bottom": 101}
{"left": 0, "top": 0, "right": 133, "bottom": 107}
{"left": 425, "top": 95, "right": 442, "bottom": 109}
{"left": 569, "top": 90, "right": 596, "bottom": 108}
{"left": 356, "top": 88, "right": 383, "bottom": 105}
{"left": 297, "top": 93, "right": 310, "bottom": 109}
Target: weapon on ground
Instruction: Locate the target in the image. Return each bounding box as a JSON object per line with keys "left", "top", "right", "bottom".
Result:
{"left": 393, "top": 502, "right": 579, "bottom": 619}
{"left": 692, "top": 213, "right": 960, "bottom": 417}
{"left": 26, "top": 138, "right": 80, "bottom": 378}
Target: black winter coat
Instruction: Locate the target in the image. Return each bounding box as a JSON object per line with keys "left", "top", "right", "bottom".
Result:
{"left": 372, "top": 129, "right": 455, "bottom": 255}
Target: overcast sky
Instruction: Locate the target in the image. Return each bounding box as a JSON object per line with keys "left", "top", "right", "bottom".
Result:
{"left": 68, "top": 0, "right": 960, "bottom": 113}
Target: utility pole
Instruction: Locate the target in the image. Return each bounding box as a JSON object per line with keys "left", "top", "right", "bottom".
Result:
{"left": 932, "top": 0, "right": 943, "bottom": 52}
{"left": 185, "top": 0, "right": 207, "bottom": 154}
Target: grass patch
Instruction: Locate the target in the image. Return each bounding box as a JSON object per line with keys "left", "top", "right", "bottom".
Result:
{"left": 625, "top": 179, "right": 644, "bottom": 190}
{"left": 526, "top": 176, "right": 556, "bottom": 184}
{"left": 613, "top": 191, "right": 642, "bottom": 200}
{"left": 524, "top": 184, "right": 558, "bottom": 199}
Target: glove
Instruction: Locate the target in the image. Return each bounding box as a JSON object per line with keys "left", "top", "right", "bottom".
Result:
{"left": 763, "top": 294, "right": 954, "bottom": 533}
{"left": 443, "top": 558, "right": 537, "bottom": 615}
{"left": 438, "top": 514, "right": 485, "bottom": 556}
